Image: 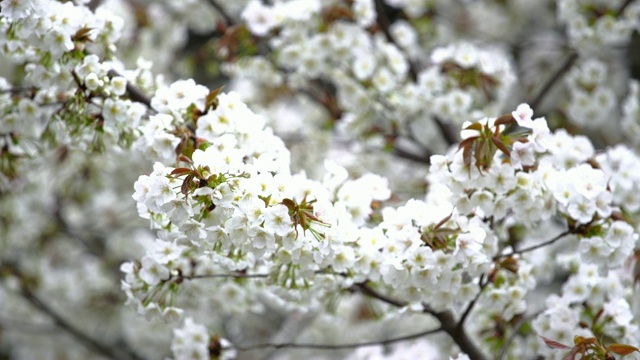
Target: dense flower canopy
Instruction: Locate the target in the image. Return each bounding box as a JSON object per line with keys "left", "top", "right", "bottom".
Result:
{"left": 1, "top": 1, "right": 640, "bottom": 360}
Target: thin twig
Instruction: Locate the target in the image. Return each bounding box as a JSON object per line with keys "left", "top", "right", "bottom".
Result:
{"left": 236, "top": 327, "right": 443, "bottom": 351}
{"left": 180, "top": 272, "right": 270, "bottom": 280}
{"left": 393, "top": 145, "right": 432, "bottom": 163}
{"left": 350, "top": 282, "right": 407, "bottom": 308}
{"left": 205, "top": 0, "right": 235, "bottom": 26}
{"left": 457, "top": 274, "right": 488, "bottom": 328}
{"left": 433, "top": 115, "right": 460, "bottom": 146}
{"left": 493, "top": 230, "right": 573, "bottom": 261}
{"left": 528, "top": 52, "right": 578, "bottom": 110}
{"left": 498, "top": 311, "right": 542, "bottom": 360}
{"left": 0, "top": 86, "right": 35, "bottom": 94}
{"left": 351, "top": 282, "right": 488, "bottom": 360}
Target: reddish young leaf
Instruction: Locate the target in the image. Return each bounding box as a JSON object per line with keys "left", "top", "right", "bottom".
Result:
{"left": 491, "top": 136, "right": 511, "bottom": 157}
{"left": 494, "top": 114, "right": 516, "bottom": 127}
{"left": 457, "top": 136, "right": 479, "bottom": 151}
{"left": 462, "top": 144, "right": 473, "bottom": 168}
{"left": 434, "top": 211, "right": 454, "bottom": 230}
{"left": 540, "top": 336, "right": 572, "bottom": 350}
{"left": 474, "top": 138, "right": 483, "bottom": 168}
{"left": 181, "top": 174, "right": 194, "bottom": 196}
{"left": 178, "top": 155, "right": 193, "bottom": 164}
{"left": 170, "top": 167, "right": 193, "bottom": 176}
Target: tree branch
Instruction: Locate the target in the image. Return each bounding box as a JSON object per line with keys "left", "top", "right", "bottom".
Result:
{"left": 528, "top": 52, "right": 577, "bottom": 110}
{"left": 373, "top": 0, "right": 418, "bottom": 81}
{"left": 0, "top": 86, "right": 35, "bottom": 94}
{"left": 236, "top": 327, "right": 443, "bottom": 351}
{"left": 432, "top": 310, "right": 489, "bottom": 360}
{"left": 1, "top": 261, "right": 143, "bottom": 360}
{"left": 433, "top": 115, "right": 460, "bottom": 146}
{"left": 350, "top": 283, "right": 488, "bottom": 360}
{"left": 18, "top": 284, "right": 142, "bottom": 360}
{"left": 205, "top": 0, "right": 235, "bottom": 26}
{"left": 107, "top": 70, "right": 152, "bottom": 109}
{"left": 179, "top": 272, "right": 269, "bottom": 280}
{"left": 498, "top": 311, "right": 541, "bottom": 360}
{"left": 392, "top": 144, "right": 432, "bottom": 164}
{"left": 457, "top": 274, "right": 489, "bottom": 328}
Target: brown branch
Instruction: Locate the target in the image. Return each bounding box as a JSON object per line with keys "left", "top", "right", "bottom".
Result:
{"left": 373, "top": 0, "right": 418, "bottom": 81}
{"left": 107, "top": 70, "right": 152, "bottom": 109}
{"left": 433, "top": 115, "right": 460, "bottom": 146}
{"left": 180, "top": 272, "right": 270, "bottom": 280}
{"left": 392, "top": 145, "right": 432, "bottom": 164}
{"left": 432, "top": 310, "right": 489, "bottom": 360}
{"left": 18, "top": 284, "right": 142, "bottom": 360}
{"left": 0, "top": 86, "right": 35, "bottom": 94}
{"left": 498, "top": 311, "right": 541, "bottom": 360}
{"left": 1, "top": 261, "right": 143, "bottom": 360}
{"left": 351, "top": 283, "right": 488, "bottom": 360}
{"left": 236, "top": 327, "right": 443, "bottom": 351}
{"left": 350, "top": 282, "right": 407, "bottom": 308}
{"left": 205, "top": 0, "right": 235, "bottom": 26}
{"left": 528, "top": 52, "right": 578, "bottom": 110}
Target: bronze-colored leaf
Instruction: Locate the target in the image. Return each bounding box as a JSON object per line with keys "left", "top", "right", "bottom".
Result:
{"left": 170, "top": 167, "right": 193, "bottom": 176}
{"left": 540, "top": 336, "right": 572, "bottom": 350}
{"left": 458, "top": 137, "right": 479, "bottom": 153}
{"left": 434, "top": 211, "right": 453, "bottom": 230}
{"left": 281, "top": 198, "right": 297, "bottom": 212}
{"left": 494, "top": 114, "right": 515, "bottom": 127}
{"left": 499, "top": 257, "right": 518, "bottom": 273}
{"left": 463, "top": 122, "right": 484, "bottom": 131}
{"left": 205, "top": 85, "right": 225, "bottom": 111}
{"left": 178, "top": 155, "right": 193, "bottom": 164}
{"left": 491, "top": 136, "right": 511, "bottom": 157}
{"left": 73, "top": 27, "right": 94, "bottom": 42}
{"left": 607, "top": 343, "right": 639, "bottom": 355}
{"left": 462, "top": 144, "right": 473, "bottom": 168}
{"left": 181, "top": 174, "right": 194, "bottom": 195}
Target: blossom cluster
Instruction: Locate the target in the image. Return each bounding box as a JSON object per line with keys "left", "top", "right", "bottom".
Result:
{"left": 121, "top": 72, "right": 640, "bottom": 359}
{"left": 3, "top": 0, "right": 640, "bottom": 360}
{"left": 558, "top": 0, "right": 640, "bottom": 48}
{"left": 564, "top": 59, "right": 617, "bottom": 128}
{"left": 229, "top": 0, "right": 518, "bottom": 178}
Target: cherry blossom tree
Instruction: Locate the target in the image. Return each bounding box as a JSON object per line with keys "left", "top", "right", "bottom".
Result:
{"left": 1, "top": 1, "right": 640, "bottom": 360}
